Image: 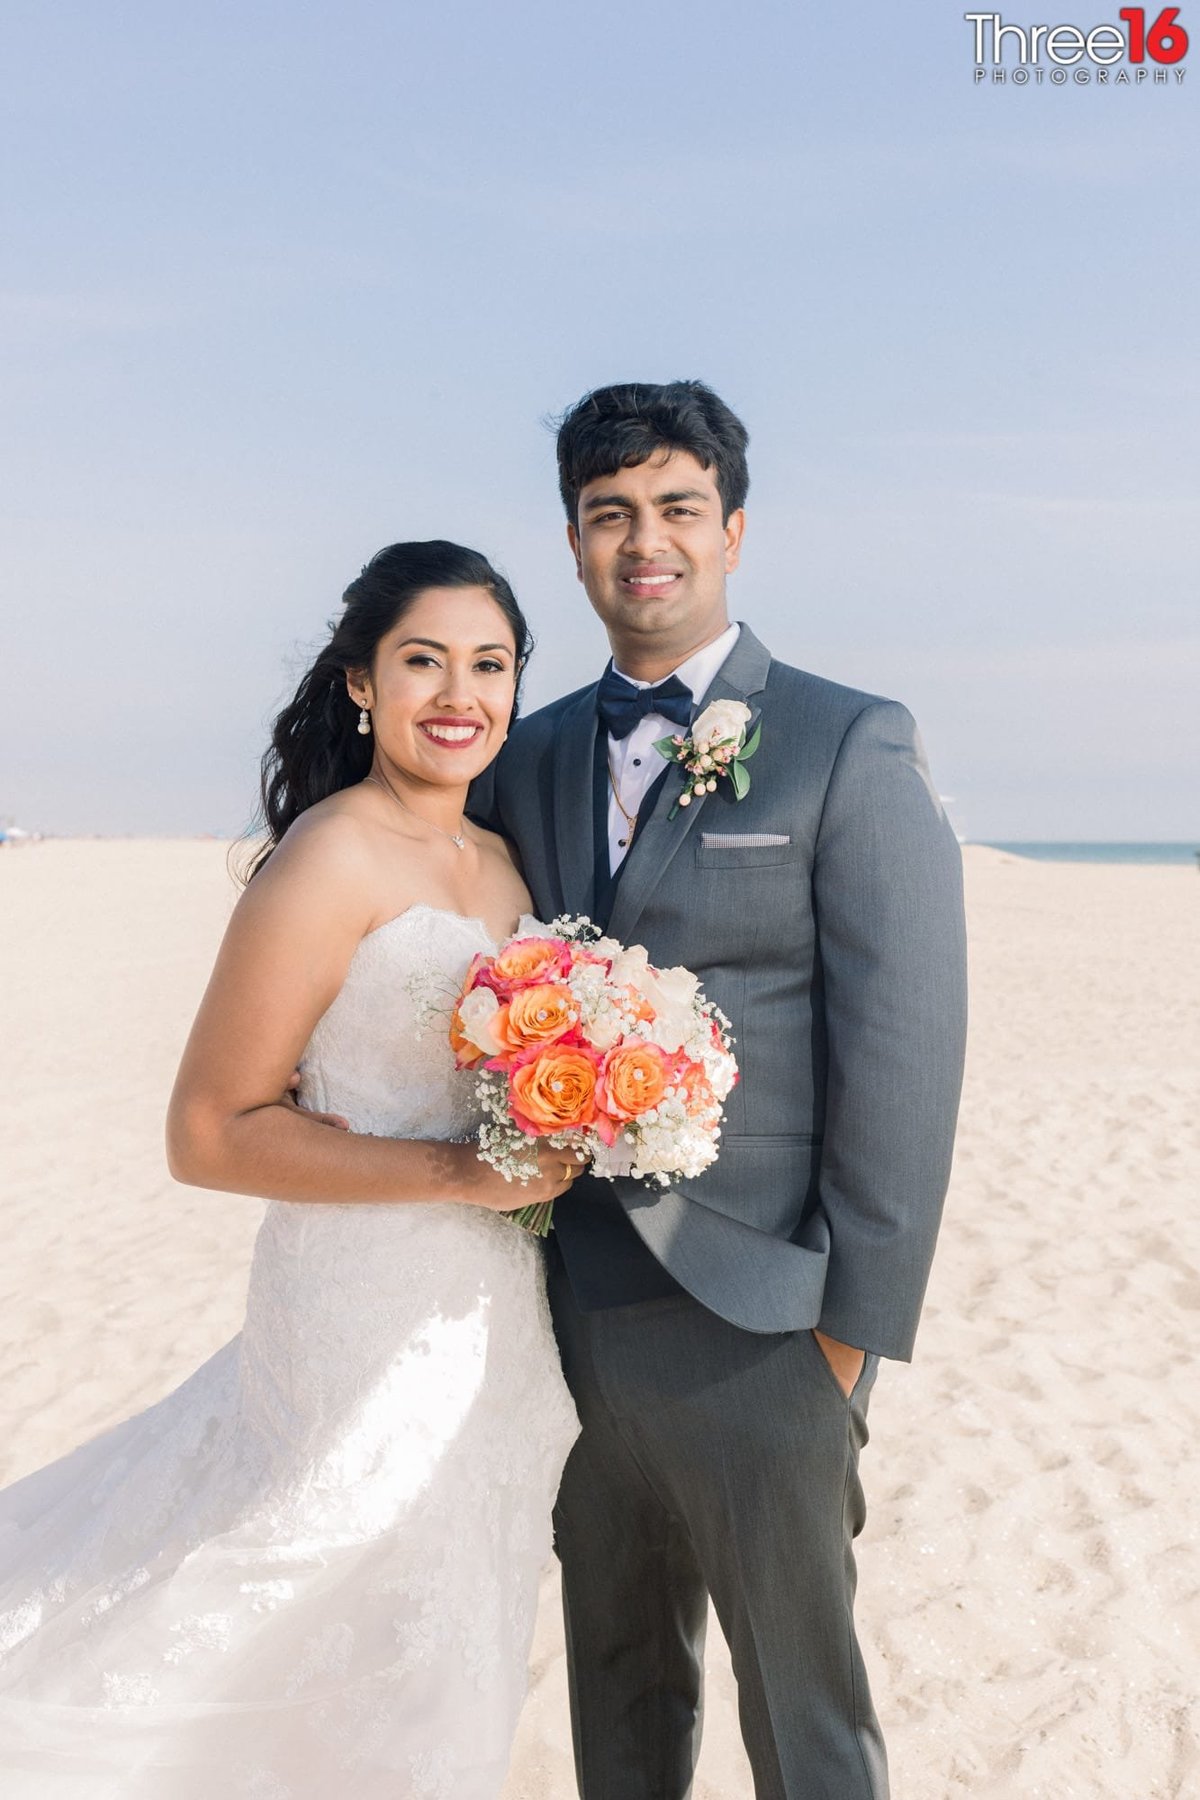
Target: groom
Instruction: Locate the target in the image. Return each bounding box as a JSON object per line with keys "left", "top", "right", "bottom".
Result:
{"left": 476, "top": 380, "right": 967, "bottom": 1798}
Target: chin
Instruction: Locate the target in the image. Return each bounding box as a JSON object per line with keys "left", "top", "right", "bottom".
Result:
{"left": 612, "top": 598, "right": 690, "bottom": 632}
{"left": 425, "top": 755, "right": 494, "bottom": 784}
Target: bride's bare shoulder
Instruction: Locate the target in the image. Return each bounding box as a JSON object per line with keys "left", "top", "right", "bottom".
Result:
{"left": 241, "top": 790, "right": 394, "bottom": 923}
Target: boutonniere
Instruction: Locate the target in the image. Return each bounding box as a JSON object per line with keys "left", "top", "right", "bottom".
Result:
{"left": 655, "top": 700, "right": 762, "bottom": 818}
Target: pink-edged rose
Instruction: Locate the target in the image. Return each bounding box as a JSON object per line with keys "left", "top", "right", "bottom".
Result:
{"left": 597, "top": 1040, "right": 675, "bottom": 1121}
{"left": 506, "top": 1040, "right": 614, "bottom": 1142}
{"left": 476, "top": 936, "right": 574, "bottom": 997}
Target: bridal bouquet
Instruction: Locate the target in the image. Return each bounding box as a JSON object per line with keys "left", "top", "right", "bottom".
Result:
{"left": 449, "top": 917, "right": 738, "bottom": 1234}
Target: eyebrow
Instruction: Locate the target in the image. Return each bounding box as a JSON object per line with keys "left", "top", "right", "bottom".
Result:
{"left": 583, "top": 487, "right": 710, "bottom": 511}
{"left": 395, "top": 637, "right": 512, "bottom": 654}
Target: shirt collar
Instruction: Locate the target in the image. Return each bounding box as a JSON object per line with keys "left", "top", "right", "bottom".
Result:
{"left": 611, "top": 621, "right": 741, "bottom": 699}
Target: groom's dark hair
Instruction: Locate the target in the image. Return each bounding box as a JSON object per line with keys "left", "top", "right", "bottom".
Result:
{"left": 554, "top": 380, "right": 750, "bottom": 525}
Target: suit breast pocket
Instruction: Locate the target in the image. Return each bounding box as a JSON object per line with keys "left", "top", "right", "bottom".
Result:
{"left": 695, "top": 831, "right": 802, "bottom": 870}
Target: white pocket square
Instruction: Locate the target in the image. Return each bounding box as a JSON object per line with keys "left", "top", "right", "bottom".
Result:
{"left": 700, "top": 832, "right": 791, "bottom": 848}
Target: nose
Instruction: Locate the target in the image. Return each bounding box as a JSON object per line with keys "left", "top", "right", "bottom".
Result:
{"left": 621, "top": 504, "right": 670, "bottom": 559}
{"left": 435, "top": 658, "right": 484, "bottom": 714}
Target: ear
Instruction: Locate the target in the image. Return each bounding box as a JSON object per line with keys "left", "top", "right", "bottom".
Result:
{"left": 345, "top": 669, "right": 372, "bottom": 708}
{"left": 566, "top": 521, "right": 584, "bottom": 583}
{"left": 723, "top": 507, "right": 745, "bottom": 574}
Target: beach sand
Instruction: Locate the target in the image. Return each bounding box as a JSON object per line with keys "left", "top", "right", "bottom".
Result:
{"left": 1, "top": 840, "right": 1197, "bottom": 1797}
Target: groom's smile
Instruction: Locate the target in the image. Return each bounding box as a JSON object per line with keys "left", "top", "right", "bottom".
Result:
{"left": 621, "top": 564, "right": 683, "bottom": 597}
{"left": 568, "top": 449, "right": 745, "bottom": 679}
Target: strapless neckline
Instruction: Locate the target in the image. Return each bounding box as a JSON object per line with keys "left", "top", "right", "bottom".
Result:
{"left": 298, "top": 900, "right": 507, "bottom": 1143}
{"left": 360, "top": 902, "right": 500, "bottom": 953}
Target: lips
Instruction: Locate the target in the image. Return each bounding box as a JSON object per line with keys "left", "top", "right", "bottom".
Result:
{"left": 620, "top": 567, "right": 683, "bottom": 596}
{"left": 419, "top": 719, "right": 485, "bottom": 747}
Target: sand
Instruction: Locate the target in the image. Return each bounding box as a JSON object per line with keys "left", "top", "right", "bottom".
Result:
{"left": 1, "top": 839, "right": 1197, "bottom": 1797}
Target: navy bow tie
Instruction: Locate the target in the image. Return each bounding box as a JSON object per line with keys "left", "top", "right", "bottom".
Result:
{"left": 596, "top": 669, "right": 693, "bottom": 740}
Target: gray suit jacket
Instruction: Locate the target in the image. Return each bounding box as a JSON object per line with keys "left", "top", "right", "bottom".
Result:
{"left": 476, "top": 623, "right": 967, "bottom": 1361}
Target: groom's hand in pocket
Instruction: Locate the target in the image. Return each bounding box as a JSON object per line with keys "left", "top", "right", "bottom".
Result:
{"left": 811, "top": 1328, "right": 866, "bottom": 1397}
{"left": 283, "top": 1070, "right": 349, "bottom": 1132}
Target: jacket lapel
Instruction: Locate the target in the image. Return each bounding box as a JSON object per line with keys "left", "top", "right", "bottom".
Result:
{"left": 605, "top": 623, "right": 772, "bottom": 945}
{"left": 551, "top": 686, "right": 602, "bottom": 917}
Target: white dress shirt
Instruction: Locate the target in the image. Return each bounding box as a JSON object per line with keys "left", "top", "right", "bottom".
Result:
{"left": 605, "top": 622, "right": 741, "bottom": 872}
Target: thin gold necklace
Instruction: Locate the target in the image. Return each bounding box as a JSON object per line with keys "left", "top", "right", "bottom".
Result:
{"left": 607, "top": 758, "right": 637, "bottom": 850}
{"left": 367, "top": 772, "right": 466, "bottom": 851}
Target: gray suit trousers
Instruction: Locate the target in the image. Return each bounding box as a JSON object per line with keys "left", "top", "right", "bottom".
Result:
{"left": 548, "top": 1249, "right": 888, "bottom": 1800}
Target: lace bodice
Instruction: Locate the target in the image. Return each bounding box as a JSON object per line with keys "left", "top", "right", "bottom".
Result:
{"left": 297, "top": 903, "right": 493, "bottom": 1140}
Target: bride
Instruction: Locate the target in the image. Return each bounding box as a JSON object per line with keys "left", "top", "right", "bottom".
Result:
{"left": 0, "top": 541, "right": 581, "bottom": 1797}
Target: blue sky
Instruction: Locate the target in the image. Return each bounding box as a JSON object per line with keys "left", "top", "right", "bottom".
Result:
{"left": 2, "top": 2, "right": 1196, "bottom": 840}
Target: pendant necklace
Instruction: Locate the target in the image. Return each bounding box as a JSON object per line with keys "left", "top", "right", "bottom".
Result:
{"left": 607, "top": 759, "right": 637, "bottom": 850}
{"left": 367, "top": 772, "right": 466, "bottom": 851}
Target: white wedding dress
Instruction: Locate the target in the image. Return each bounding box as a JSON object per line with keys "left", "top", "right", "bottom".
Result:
{"left": 0, "top": 905, "right": 579, "bottom": 1798}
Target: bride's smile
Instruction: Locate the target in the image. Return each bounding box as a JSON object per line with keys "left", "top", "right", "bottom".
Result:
{"left": 347, "top": 583, "right": 519, "bottom": 831}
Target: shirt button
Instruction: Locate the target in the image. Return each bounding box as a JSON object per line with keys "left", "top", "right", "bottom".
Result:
{"left": 633, "top": 758, "right": 641, "bottom": 766}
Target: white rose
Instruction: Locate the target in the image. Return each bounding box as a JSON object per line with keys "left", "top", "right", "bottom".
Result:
{"left": 590, "top": 1139, "right": 637, "bottom": 1180}
{"left": 641, "top": 1013, "right": 688, "bottom": 1054}
{"left": 639, "top": 964, "right": 701, "bottom": 1053}
{"left": 703, "top": 1045, "right": 738, "bottom": 1103}
{"left": 456, "top": 986, "right": 502, "bottom": 1055}
{"left": 691, "top": 699, "right": 751, "bottom": 752}
{"left": 645, "top": 964, "right": 700, "bottom": 1010}
{"left": 586, "top": 1011, "right": 624, "bottom": 1052}
{"left": 608, "top": 944, "right": 651, "bottom": 989}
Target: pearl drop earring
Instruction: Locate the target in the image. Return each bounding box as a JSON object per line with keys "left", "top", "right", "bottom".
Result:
{"left": 357, "top": 707, "right": 371, "bottom": 737}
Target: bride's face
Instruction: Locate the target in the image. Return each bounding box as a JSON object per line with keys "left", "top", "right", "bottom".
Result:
{"left": 355, "top": 585, "right": 518, "bottom": 789}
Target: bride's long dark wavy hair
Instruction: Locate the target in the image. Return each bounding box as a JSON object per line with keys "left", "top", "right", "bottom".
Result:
{"left": 246, "top": 541, "right": 533, "bottom": 880}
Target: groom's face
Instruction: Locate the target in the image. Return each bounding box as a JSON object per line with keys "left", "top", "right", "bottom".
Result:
{"left": 568, "top": 450, "right": 744, "bottom": 669}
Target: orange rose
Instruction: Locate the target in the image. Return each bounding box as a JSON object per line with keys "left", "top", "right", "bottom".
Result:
{"left": 509, "top": 1044, "right": 600, "bottom": 1135}
{"left": 599, "top": 1042, "right": 672, "bottom": 1120}
{"left": 487, "top": 937, "right": 571, "bottom": 994}
{"left": 494, "top": 984, "right": 577, "bottom": 1054}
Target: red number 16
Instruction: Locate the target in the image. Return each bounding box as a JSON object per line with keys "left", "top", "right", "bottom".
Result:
{"left": 1118, "top": 7, "right": 1190, "bottom": 61}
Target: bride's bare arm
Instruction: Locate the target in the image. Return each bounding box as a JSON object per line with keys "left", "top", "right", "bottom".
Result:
{"left": 166, "top": 815, "right": 568, "bottom": 1211}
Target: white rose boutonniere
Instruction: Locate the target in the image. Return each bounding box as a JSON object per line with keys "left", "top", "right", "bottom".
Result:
{"left": 654, "top": 700, "right": 761, "bottom": 816}
{"left": 691, "top": 699, "right": 752, "bottom": 751}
